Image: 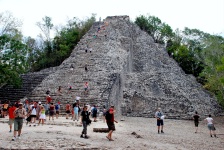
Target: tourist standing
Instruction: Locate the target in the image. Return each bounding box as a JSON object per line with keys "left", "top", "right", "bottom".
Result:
{"left": 102, "top": 105, "right": 107, "bottom": 123}
{"left": 55, "top": 102, "right": 60, "bottom": 119}
{"left": 193, "top": 111, "right": 200, "bottom": 133}
{"left": 106, "top": 105, "right": 118, "bottom": 141}
{"left": 65, "top": 102, "right": 71, "bottom": 119}
{"left": 3, "top": 101, "right": 9, "bottom": 117}
{"left": 91, "top": 105, "right": 97, "bottom": 122}
{"left": 73, "top": 103, "right": 79, "bottom": 121}
{"left": 36, "top": 102, "right": 41, "bottom": 120}
{"left": 155, "top": 108, "right": 164, "bottom": 134}
{"left": 8, "top": 103, "right": 17, "bottom": 132}
{"left": 30, "top": 103, "right": 37, "bottom": 126}
{"left": 204, "top": 114, "right": 217, "bottom": 137}
{"left": 49, "top": 103, "right": 55, "bottom": 121}
{"left": 44, "top": 101, "right": 49, "bottom": 117}
{"left": 24, "top": 100, "right": 29, "bottom": 113}
{"left": 80, "top": 105, "right": 90, "bottom": 139}
{"left": 12, "top": 103, "right": 26, "bottom": 141}
{"left": 38, "top": 106, "right": 46, "bottom": 125}
{"left": 46, "top": 95, "right": 52, "bottom": 104}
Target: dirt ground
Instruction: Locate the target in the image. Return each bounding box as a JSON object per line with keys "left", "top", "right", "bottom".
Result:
{"left": 0, "top": 115, "right": 223, "bottom": 150}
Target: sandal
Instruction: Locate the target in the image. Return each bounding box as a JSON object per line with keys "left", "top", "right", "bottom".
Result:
{"left": 106, "top": 136, "right": 110, "bottom": 141}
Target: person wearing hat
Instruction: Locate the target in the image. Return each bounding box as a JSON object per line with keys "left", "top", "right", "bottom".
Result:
{"left": 12, "top": 103, "right": 26, "bottom": 141}
{"left": 155, "top": 108, "right": 164, "bottom": 134}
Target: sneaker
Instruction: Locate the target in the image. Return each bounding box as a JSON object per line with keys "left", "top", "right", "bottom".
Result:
{"left": 80, "top": 135, "right": 84, "bottom": 138}
{"left": 161, "top": 130, "right": 164, "bottom": 133}
{"left": 9, "top": 130, "right": 12, "bottom": 132}
{"left": 158, "top": 130, "right": 160, "bottom": 134}
{"left": 12, "top": 136, "right": 16, "bottom": 141}
{"left": 210, "top": 135, "right": 213, "bottom": 137}
{"left": 17, "top": 135, "right": 20, "bottom": 139}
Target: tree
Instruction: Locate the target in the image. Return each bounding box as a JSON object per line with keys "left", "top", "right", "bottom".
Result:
{"left": 36, "top": 16, "right": 53, "bottom": 42}
{"left": 0, "top": 33, "right": 28, "bottom": 87}
{"left": 200, "top": 35, "right": 224, "bottom": 107}
{"left": 30, "top": 14, "right": 96, "bottom": 71}
{"left": 135, "top": 15, "right": 173, "bottom": 43}
{"left": 0, "top": 12, "right": 28, "bottom": 87}
{"left": 0, "top": 11, "right": 22, "bottom": 35}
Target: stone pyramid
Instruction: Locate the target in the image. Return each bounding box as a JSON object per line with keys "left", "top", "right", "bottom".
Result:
{"left": 25, "top": 16, "right": 222, "bottom": 119}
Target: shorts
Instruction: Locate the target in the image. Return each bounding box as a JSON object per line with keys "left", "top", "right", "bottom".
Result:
{"left": 8, "top": 119, "right": 14, "bottom": 125}
{"left": 157, "top": 119, "right": 164, "bottom": 126}
{"left": 107, "top": 122, "right": 115, "bottom": 131}
{"left": 84, "top": 88, "right": 88, "bottom": 91}
{"left": 30, "top": 115, "right": 36, "bottom": 118}
{"left": 50, "top": 110, "right": 54, "bottom": 116}
{"left": 26, "top": 116, "right": 31, "bottom": 122}
{"left": 66, "top": 110, "right": 70, "bottom": 114}
{"left": 56, "top": 110, "right": 59, "bottom": 114}
{"left": 207, "top": 124, "right": 215, "bottom": 131}
{"left": 45, "top": 110, "right": 49, "bottom": 115}
{"left": 194, "top": 121, "right": 199, "bottom": 127}
{"left": 14, "top": 118, "right": 23, "bottom": 131}
{"left": 92, "top": 113, "right": 97, "bottom": 118}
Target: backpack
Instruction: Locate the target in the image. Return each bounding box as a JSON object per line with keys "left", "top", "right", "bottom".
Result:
{"left": 105, "top": 110, "right": 112, "bottom": 121}
{"left": 92, "top": 107, "right": 97, "bottom": 114}
{"left": 55, "top": 104, "right": 59, "bottom": 110}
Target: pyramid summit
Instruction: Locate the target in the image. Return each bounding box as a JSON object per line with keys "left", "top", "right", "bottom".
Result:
{"left": 0, "top": 16, "right": 222, "bottom": 119}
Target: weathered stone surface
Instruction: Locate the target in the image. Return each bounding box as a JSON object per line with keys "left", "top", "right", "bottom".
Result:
{"left": 0, "top": 16, "right": 222, "bottom": 119}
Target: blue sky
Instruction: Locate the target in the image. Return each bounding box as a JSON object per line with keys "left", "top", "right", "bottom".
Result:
{"left": 0, "top": 0, "right": 224, "bottom": 38}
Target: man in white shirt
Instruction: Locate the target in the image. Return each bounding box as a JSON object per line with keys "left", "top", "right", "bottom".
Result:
{"left": 155, "top": 108, "right": 164, "bottom": 134}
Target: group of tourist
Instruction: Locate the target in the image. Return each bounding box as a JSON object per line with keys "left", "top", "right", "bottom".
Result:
{"left": 0, "top": 98, "right": 118, "bottom": 141}
{"left": 155, "top": 108, "right": 218, "bottom": 138}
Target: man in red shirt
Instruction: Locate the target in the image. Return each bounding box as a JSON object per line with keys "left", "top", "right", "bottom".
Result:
{"left": 46, "top": 95, "right": 52, "bottom": 104}
{"left": 106, "top": 105, "right": 118, "bottom": 141}
{"left": 8, "top": 103, "right": 17, "bottom": 132}
{"left": 65, "top": 102, "right": 71, "bottom": 119}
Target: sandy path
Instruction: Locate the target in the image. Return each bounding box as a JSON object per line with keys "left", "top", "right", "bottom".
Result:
{"left": 0, "top": 116, "right": 223, "bottom": 150}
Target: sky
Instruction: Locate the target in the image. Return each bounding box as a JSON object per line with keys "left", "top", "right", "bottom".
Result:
{"left": 0, "top": 0, "right": 224, "bottom": 38}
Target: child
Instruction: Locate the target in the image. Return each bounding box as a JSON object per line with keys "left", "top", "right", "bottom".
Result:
{"left": 38, "top": 106, "right": 46, "bottom": 125}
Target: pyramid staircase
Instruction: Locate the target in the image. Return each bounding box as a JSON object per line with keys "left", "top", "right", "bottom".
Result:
{"left": 26, "top": 21, "right": 118, "bottom": 112}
